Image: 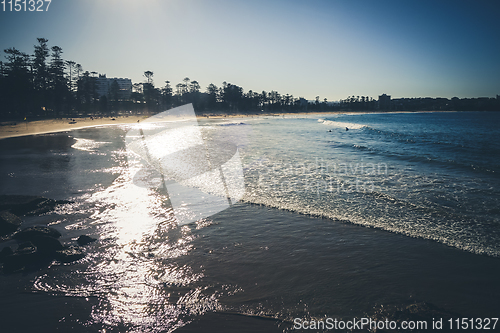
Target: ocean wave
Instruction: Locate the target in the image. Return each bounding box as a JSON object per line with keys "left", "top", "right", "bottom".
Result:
{"left": 240, "top": 166, "right": 500, "bottom": 259}
{"left": 318, "top": 119, "right": 366, "bottom": 129}
{"left": 239, "top": 195, "right": 500, "bottom": 258}
{"left": 71, "top": 138, "right": 110, "bottom": 152}
{"left": 215, "top": 122, "right": 248, "bottom": 126}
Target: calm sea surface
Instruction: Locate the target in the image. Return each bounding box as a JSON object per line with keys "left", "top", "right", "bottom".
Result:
{"left": 0, "top": 111, "right": 499, "bottom": 332}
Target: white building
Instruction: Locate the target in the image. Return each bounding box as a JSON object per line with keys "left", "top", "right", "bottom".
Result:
{"left": 95, "top": 74, "right": 132, "bottom": 100}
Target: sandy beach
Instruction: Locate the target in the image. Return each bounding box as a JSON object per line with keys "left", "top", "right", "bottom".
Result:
{"left": 0, "top": 113, "right": 303, "bottom": 139}
{"left": 0, "top": 113, "right": 274, "bottom": 139}
{"left": 0, "top": 116, "right": 149, "bottom": 139}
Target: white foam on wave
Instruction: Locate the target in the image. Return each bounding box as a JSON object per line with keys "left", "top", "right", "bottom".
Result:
{"left": 318, "top": 119, "right": 366, "bottom": 130}
{"left": 71, "top": 138, "right": 109, "bottom": 152}
{"left": 216, "top": 122, "right": 247, "bottom": 126}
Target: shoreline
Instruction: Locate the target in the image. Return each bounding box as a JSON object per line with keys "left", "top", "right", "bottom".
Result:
{"left": 0, "top": 116, "right": 146, "bottom": 140}
{"left": 0, "top": 110, "right": 461, "bottom": 140}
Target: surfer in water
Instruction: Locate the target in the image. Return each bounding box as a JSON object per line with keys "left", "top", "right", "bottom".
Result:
{"left": 346, "top": 127, "right": 349, "bottom": 131}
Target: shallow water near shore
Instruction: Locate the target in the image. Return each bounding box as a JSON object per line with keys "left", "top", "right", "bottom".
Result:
{"left": 0, "top": 111, "right": 499, "bottom": 332}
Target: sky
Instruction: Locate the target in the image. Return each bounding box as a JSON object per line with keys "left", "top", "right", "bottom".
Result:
{"left": 1, "top": 0, "right": 499, "bottom": 101}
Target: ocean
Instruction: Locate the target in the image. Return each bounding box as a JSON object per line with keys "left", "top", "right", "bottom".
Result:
{"left": 0, "top": 111, "right": 499, "bottom": 332}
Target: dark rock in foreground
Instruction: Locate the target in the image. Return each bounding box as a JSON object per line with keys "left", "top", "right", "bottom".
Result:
{"left": 2, "top": 253, "right": 37, "bottom": 273}
{"left": 0, "top": 210, "right": 22, "bottom": 236}
{"left": 77, "top": 235, "right": 97, "bottom": 246}
{"left": 1, "top": 241, "right": 84, "bottom": 273}
{"left": 1, "top": 247, "right": 51, "bottom": 274}
{"left": 28, "top": 235, "right": 64, "bottom": 254}
{"left": 0, "top": 246, "right": 13, "bottom": 262}
{"left": 0, "top": 195, "right": 72, "bottom": 216}
{"left": 13, "top": 226, "right": 62, "bottom": 241}
{"left": 16, "top": 241, "right": 37, "bottom": 255}
{"left": 12, "top": 226, "right": 63, "bottom": 254}
{"left": 1, "top": 225, "right": 66, "bottom": 273}
{"left": 0, "top": 196, "right": 85, "bottom": 273}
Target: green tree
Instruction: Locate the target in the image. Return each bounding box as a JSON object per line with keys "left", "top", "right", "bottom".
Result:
{"left": 131, "top": 83, "right": 144, "bottom": 108}
{"left": 183, "top": 77, "right": 190, "bottom": 94}
{"left": 206, "top": 83, "right": 219, "bottom": 109}
{"left": 77, "top": 71, "right": 97, "bottom": 112}
{"left": 161, "top": 80, "right": 173, "bottom": 109}
{"left": 175, "top": 83, "right": 184, "bottom": 100}
{"left": 143, "top": 71, "right": 159, "bottom": 112}
{"left": 2, "top": 47, "right": 32, "bottom": 118}
{"left": 99, "top": 94, "right": 108, "bottom": 114}
{"left": 144, "top": 70, "right": 154, "bottom": 85}
{"left": 259, "top": 91, "right": 268, "bottom": 110}
{"left": 75, "top": 63, "right": 83, "bottom": 107}
{"left": 65, "top": 60, "right": 76, "bottom": 91}
{"left": 189, "top": 80, "right": 200, "bottom": 93}
{"left": 223, "top": 83, "right": 244, "bottom": 112}
{"left": 109, "top": 79, "right": 120, "bottom": 101}
{"left": 49, "top": 46, "right": 67, "bottom": 116}
{"left": 33, "top": 38, "right": 50, "bottom": 114}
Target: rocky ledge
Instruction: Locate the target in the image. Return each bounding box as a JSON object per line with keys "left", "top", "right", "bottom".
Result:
{"left": 0, "top": 194, "right": 73, "bottom": 217}
{"left": 0, "top": 195, "right": 96, "bottom": 274}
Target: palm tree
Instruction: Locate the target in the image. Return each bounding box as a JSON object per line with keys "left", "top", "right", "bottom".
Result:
{"left": 176, "top": 83, "right": 184, "bottom": 96}
{"left": 144, "top": 71, "right": 154, "bottom": 85}
{"left": 33, "top": 38, "right": 49, "bottom": 93}
{"left": 260, "top": 91, "right": 267, "bottom": 110}
{"left": 189, "top": 80, "right": 200, "bottom": 93}
{"left": 182, "top": 77, "right": 190, "bottom": 95}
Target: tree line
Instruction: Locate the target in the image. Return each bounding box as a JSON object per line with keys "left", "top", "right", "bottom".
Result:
{"left": 0, "top": 38, "right": 332, "bottom": 120}
{"left": 1, "top": 38, "right": 499, "bottom": 121}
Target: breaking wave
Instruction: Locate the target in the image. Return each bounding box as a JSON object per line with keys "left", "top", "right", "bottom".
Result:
{"left": 318, "top": 118, "right": 366, "bottom": 129}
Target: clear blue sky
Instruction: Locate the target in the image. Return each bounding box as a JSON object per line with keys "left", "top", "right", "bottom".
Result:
{"left": 1, "top": 0, "right": 499, "bottom": 101}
